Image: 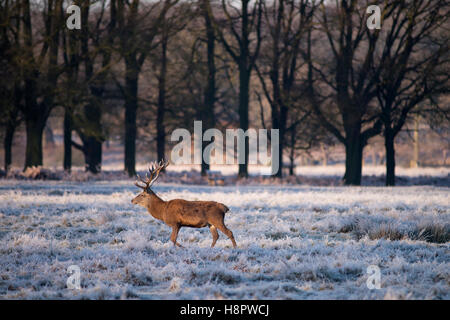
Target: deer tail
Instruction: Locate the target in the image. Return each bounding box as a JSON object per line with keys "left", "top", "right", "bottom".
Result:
{"left": 219, "top": 203, "right": 230, "bottom": 213}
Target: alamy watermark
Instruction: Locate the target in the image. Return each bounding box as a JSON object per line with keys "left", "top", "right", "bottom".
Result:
{"left": 67, "top": 265, "right": 81, "bottom": 290}
{"left": 171, "top": 121, "right": 280, "bottom": 175}
{"left": 366, "top": 5, "right": 381, "bottom": 30}
{"left": 366, "top": 265, "right": 381, "bottom": 290}
{"left": 66, "top": 5, "right": 81, "bottom": 30}
{"left": 65, "top": 3, "right": 382, "bottom": 31}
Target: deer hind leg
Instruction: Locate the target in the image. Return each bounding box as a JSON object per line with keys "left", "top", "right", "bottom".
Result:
{"left": 170, "top": 225, "right": 183, "bottom": 247}
{"left": 216, "top": 223, "right": 237, "bottom": 248}
{"left": 209, "top": 225, "right": 219, "bottom": 248}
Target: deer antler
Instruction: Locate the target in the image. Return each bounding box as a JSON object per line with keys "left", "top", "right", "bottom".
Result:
{"left": 135, "top": 159, "right": 170, "bottom": 191}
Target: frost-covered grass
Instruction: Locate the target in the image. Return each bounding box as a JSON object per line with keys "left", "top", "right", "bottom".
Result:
{"left": 71, "top": 164, "right": 450, "bottom": 178}
{"left": 4, "top": 164, "right": 449, "bottom": 187}
{"left": 0, "top": 180, "right": 448, "bottom": 299}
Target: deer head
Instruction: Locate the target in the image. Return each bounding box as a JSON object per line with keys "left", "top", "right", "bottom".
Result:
{"left": 131, "top": 159, "right": 169, "bottom": 207}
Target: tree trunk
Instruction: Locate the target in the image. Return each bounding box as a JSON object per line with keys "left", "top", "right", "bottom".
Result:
{"left": 63, "top": 108, "right": 72, "bottom": 171}
{"left": 4, "top": 123, "right": 15, "bottom": 172}
{"left": 385, "top": 129, "right": 396, "bottom": 186}
{"left": 321, "top": 143, "right": 328, "bottom": 166}
{"left": 201, "top": 0, "right": 216, "bottom": 176}
{"left": 272, "top": 104, "right": 286, "bottom": 178}
{"left": 124, "top": 72, "right": 138, "bottom": 177}
{"left": 278, "top": 105, "right": 287, "bottom": 178}
{"left": 84, "top": 137, "right": 102, "bottom": 173}
{"left": 343, "top": 132, "right": 364, "bottom": 185}
{"left": 238, "top": 65, "right": 250, "bottom": 178}
{"left": 82, "top": 101, "right": 102, "bottom": 174}
{"left": 156, "top": 117, "right": 165, "bottom": 162}
{"left": 45, "top": 125, "right": 55, "bottom": 148}
{"left": 201, "top": 143, "right": 210, "bottom": 176}
{"left": 156, "top": 35, "right": 168, "bottom": 163}
{"left": 24, "top": 115, "right": 46, "bottom": 169}
{"left": 289, "top": 159, "right": 294, "bottom": 176}
{"left": 411, "top": 114, "right": 419, "bottom": 168}
{"left": 275, "top": 137, "right": 284, "bottom": 178}
{"left": 289, "top": 149, "right": 295, "bottom": 176}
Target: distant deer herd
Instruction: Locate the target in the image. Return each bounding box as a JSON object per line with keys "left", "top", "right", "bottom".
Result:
{"left": 131, "top": 159, "right": 237, "bottom": 248}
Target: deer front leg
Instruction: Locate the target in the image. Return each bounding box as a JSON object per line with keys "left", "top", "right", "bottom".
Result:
{"left": 170, "top": 225, "right": 183, "bottom": 247}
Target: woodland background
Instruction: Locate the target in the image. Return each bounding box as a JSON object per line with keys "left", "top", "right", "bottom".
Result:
{"left": 0, "top": 0, "right": 449, "bottom": 186}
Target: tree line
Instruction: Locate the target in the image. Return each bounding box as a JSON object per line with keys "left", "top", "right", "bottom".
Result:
{"left": 0, "top": 0, "right": 448, "bottom": 185}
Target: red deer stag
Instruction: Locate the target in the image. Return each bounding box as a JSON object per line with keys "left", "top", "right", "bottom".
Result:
{"left": 131, "top": 160, "right": 237, "bottom": 248}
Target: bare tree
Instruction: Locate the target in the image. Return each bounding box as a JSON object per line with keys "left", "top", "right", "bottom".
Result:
{"left": 209, "top": 0, "right": 263, "bottom": 178}
{"left": 153, "top": 3, "right": 188, "bottom": 165}
{"left": 374, "top": 0, "right": 449, "bottom": 185}
{"left": 61, "top": 3, "right": 81, "bottom": 172}
{"left": 17, "top": 0, "right": 64, "bottom": 169}
{"left": 306, "top": 0, "right": 387, "bottom": 185}
{"left": 0, "top": 0, "right": 23, "bottom": 172}
{"left": 116, "top": 0, "right": 176, "bottom": 177}
{"left": 64, "top": 0, "right": 117, "bottom": 173}
{"left": 199, "top": 0, "right": 217, "bottom": 176}
{"left": 256, "top": 0, "right": 320, "bottom": 177}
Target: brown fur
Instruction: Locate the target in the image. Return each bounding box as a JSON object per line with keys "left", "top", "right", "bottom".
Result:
{"left": 131, "top": 190, "right": 237, "bottom": 248}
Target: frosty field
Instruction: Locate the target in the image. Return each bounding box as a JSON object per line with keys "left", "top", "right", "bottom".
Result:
{"left": 0, "top": 180, "right": 448, "bottom": 299}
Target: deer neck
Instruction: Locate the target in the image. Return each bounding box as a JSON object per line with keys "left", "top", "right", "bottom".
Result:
{"left": 145, "top": 191, "right": 166, "bottom": 221}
